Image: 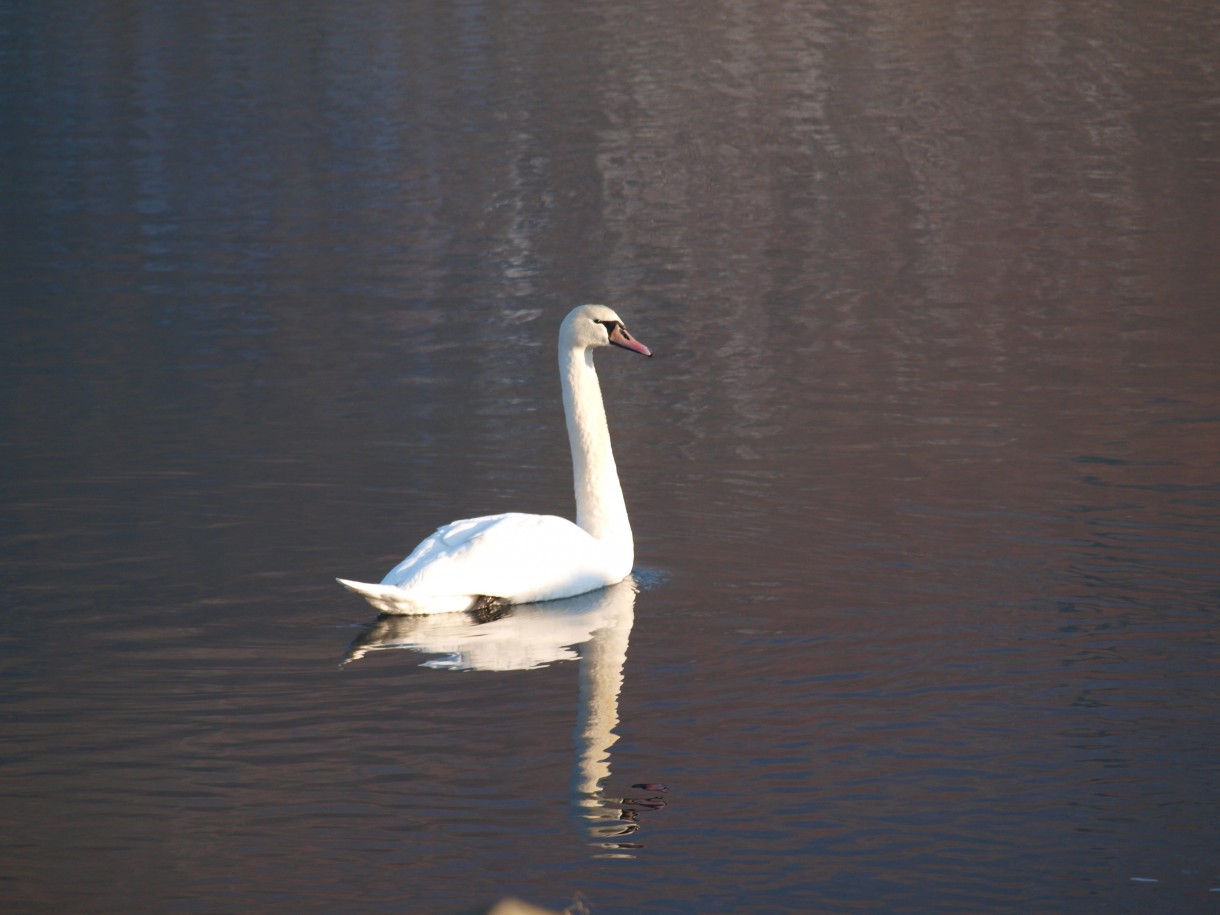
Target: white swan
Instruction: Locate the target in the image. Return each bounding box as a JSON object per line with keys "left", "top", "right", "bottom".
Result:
{"left": 338, "top": 304, "right": 651, "bottom": 614}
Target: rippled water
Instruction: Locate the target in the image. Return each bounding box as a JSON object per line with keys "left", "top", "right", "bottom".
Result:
{"left": 3, "top": 2, "right": 1219, "bottom": 912}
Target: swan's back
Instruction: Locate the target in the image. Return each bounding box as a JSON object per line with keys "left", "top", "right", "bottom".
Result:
{"left": 386, "top": 511, "right": 627, "bottom": 599}
{"left": 339, "top": 512, "right": 629, "bottom": 614}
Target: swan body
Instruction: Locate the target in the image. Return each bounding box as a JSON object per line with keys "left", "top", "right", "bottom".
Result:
{"left": 338, "top": 512, "right": 619, "bottom": 615}
{"left": 338, "top": 304, "right": 650, "bottom": 615}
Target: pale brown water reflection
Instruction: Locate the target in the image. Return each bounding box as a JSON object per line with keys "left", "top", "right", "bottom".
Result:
{"left": 3, "top": 1, "right": 1219, "bottom": 913}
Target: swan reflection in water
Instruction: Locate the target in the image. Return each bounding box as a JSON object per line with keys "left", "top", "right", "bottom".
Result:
{"left": 343, "top": 576, "right": 665, "bottom": 854}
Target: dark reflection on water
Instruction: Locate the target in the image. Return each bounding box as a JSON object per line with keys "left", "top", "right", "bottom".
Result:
{"left": 3, "top": 1, "right": 1219, "bottom": 912}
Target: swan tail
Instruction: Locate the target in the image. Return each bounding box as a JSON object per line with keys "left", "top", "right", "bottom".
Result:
{"left": 335, "top": 578, "right": 481, "bottom": 616}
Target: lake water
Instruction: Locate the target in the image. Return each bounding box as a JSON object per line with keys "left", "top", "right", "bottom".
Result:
{"left": 3, "top": 2, "right": 1219, "bottom": 912}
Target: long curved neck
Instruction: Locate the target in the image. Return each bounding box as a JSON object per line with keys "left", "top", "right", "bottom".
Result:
{"left": 560, "top": 344, "right": 632, "bottom": 548}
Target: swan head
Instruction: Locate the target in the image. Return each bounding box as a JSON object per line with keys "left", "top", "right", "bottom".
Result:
{"left": 561, "top": 304, "right": 652, "bottom": 357}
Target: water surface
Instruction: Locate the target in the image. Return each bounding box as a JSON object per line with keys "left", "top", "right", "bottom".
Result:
{"left": 3, "top": 1, "right": 1219, "bottom": 912}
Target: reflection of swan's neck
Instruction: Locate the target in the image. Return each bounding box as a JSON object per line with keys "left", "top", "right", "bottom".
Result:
{"left": 561, "top": 345, "right": 632, "bottom": 559}
{"left": 571, "top": 598, "right": 633, "bottom": 799}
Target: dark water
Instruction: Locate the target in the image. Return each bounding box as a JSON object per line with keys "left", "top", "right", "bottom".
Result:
{"left": 3, "top": 2, "right": 1219, "bottom": 912}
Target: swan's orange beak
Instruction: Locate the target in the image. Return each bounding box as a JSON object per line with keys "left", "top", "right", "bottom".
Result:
{"left": 609, "top": 324, "right": 652, "bottom": 357}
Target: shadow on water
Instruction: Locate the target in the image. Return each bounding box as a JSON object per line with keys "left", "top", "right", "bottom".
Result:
{"left": 341, "top": 576, "right": 666, "bottom": 856}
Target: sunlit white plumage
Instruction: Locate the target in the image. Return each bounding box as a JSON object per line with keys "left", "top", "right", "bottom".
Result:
{"left": 338, "top": 304, "right": 651, "bottom": 615}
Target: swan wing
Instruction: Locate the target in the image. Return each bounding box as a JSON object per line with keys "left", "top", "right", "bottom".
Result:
{"left": 379, "top": 512, "right": 620, "bottom": 606}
